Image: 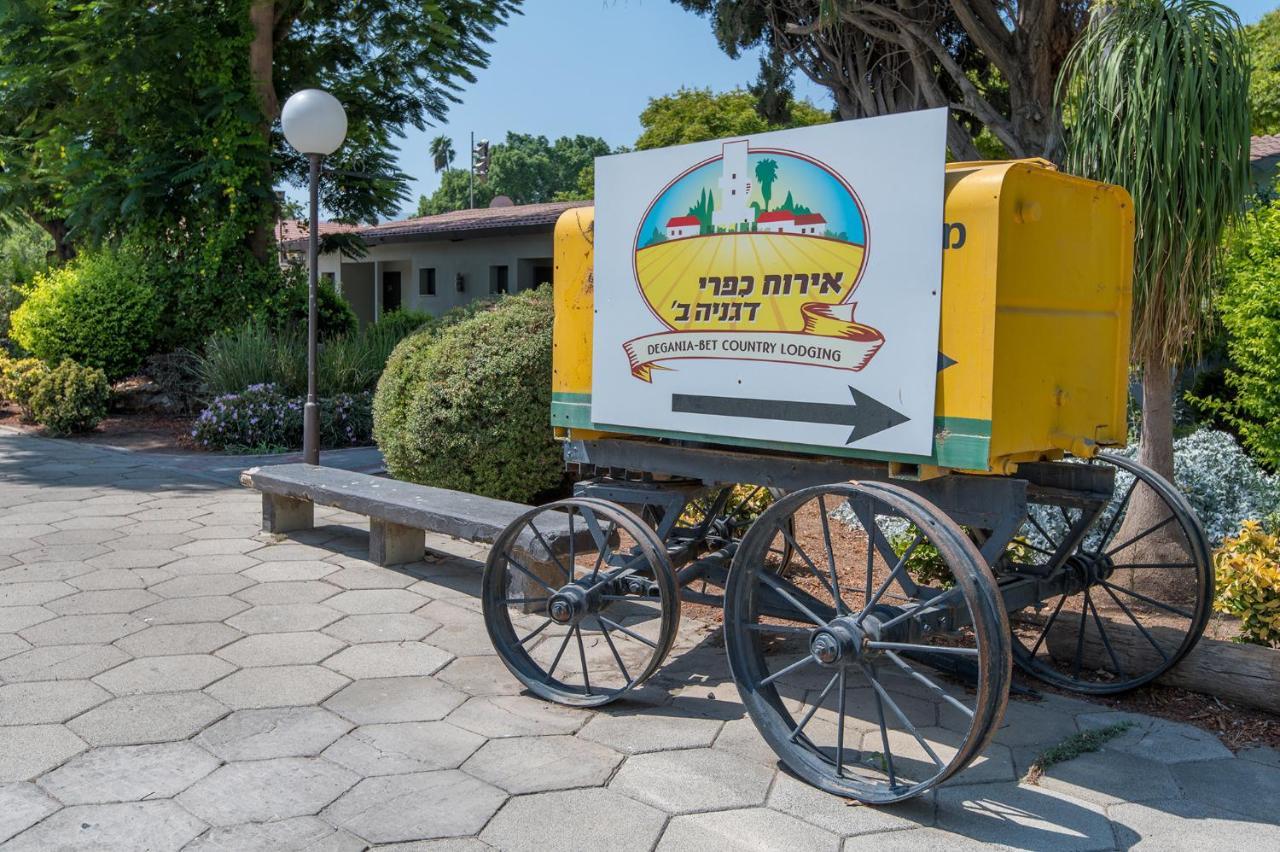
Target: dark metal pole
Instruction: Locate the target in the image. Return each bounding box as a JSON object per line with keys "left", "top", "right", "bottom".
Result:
{"left": 303, "top": 152, "right": 321, "bottom": 466}
{"left": 469, "top": 130, "right": 475, "bottom": 209}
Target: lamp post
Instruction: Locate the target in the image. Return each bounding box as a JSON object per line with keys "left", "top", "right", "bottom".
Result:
{"left": 281, "top": 89, "right": 347, "bottom": 466}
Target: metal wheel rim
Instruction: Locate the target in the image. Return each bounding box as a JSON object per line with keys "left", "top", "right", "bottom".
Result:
{"left": 724, "top": 481, "right": 1011, "bottom": 804}
{"left": 482, "top": 497, "right": 681, "bottom": 707}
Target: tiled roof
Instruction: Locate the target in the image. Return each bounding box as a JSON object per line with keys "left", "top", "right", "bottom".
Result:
{"left": 1251, "top": 134, "right": 1280, "bottom": 162}
{"left": 666, "top": 215, "right": 700, "bottom": 227}
{"left": 757, "top": 210, "right": 796, "bottom": 223}
{"left": 274, "top": 219, "right": 361, "bottom": 246}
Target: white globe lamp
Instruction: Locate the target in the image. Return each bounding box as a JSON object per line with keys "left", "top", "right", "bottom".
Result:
{"left": 281, "top": 89, "right": 348, "bottom": 155}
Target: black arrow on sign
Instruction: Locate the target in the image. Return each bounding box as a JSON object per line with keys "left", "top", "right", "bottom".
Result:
{"left": 671, "top": 387, "right": 910, "bottom": 444}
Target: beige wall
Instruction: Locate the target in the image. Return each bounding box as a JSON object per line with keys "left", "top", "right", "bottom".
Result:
{"left": 316, "top": 231, "right": 554, "bottom": 323}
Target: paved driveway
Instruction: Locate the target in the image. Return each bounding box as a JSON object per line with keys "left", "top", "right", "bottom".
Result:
{"left": 0, "top": 430, "right": 1278, "bottom": 850}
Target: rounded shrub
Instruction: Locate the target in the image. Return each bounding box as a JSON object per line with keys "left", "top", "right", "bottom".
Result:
{"left": 0, "top": 356, "right": 51, "bottom": 420}
{"left": 9, "top": 246, "right": 161, "bottom": 381}
{"left": 373, "top": 287, "right": 561, "bottom": 503}
{"left": 28, "top": 360, "right": 110, "bottom": 435}
{"left": 258, "top": 277, "right": 358, "bottom": 341}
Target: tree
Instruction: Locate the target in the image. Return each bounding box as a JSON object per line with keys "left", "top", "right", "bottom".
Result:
{"left": 431, "top": 135, "right": 457, "bottom": 173}
{"left": 673, "top": 1, "right": 1089, "bottom": 161}
{"left": 636, "top": 88, "right": 829, "bottom": 150}
{"left": 1246, "top": 9, "right": 1280, "bottom": 135}
{"left": 755, "top": 158, "right": 779, "bottom": 212}
{"left": 1058, "top": 0, "right": 1250, "bottom": 540}
{"left": 416, "top": 132, "right": 610, "bottom": 215}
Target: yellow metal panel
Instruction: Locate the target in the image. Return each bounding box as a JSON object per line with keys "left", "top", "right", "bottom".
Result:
{"left": 550, "top": 160, "right": 1134, "bottom": 475}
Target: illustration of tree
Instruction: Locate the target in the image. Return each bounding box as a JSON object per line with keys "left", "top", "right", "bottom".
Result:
{"left": 755, "top": 158, "right": 779, "bottom": 211}
{"left": 688, "top": 187, "right": 716, "bottom": 233}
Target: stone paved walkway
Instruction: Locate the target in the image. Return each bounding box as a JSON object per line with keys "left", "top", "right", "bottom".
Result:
{"left": 0, "top": 430, "right": 1278, "bottom": 851}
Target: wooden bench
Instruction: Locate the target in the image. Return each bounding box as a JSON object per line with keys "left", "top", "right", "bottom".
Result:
{"left": 240, "top": 464, "right": 562, "bottom": 566}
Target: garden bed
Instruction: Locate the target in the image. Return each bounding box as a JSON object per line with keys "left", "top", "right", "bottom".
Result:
{"left": 0, "top": 402, "right": 196, "bottom": 453}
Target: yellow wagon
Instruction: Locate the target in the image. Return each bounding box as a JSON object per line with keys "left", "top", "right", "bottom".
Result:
{"left": 481, "top": 159, "right": 1212, "bottom": 803}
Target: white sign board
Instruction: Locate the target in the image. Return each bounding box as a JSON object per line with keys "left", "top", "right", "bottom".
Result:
{"left": 591, "top": 108, "right": 947, "bottom": 456}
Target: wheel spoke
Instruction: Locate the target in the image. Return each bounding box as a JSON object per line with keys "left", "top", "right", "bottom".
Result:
{"left": 858, "top": 532, "right": 923, "bottom": 622}
{"left": 866, "top": 641, "right": 979, "bottom": 656}
{"left": 759, "top": 572, "right": 830, "bottom": 627}
{"left": 504, "top": 553, "right": 558, "bottom": 595}
{"left": 597, "top": 616, "right": 658, "bottom": 648}
{"left": 518, "top": 617, "right": 553, "bottom": 646}
{"left": 1086, "top": 590, "right": 1125, "bottom": 679}
{"left": 597, "top": 618, "right": 633, "bottom": 684}
{"left": 877, "top": 587, "right": 962, "bottom": 633}
{"left": 1100, "top": 583, "right": 1170, "bottom": 663}
{"left": 884, "top": 650, "right": 974, "bottom": 719}
{"left": 1105, "top": 514, "right": 1177, "bottom": 558}
{"left": 870, "top": 673, "right": 897, "bottom": 786}
{"left": 1027, "top": 513, "right": 1062, "bottom": 552}
{"left": 575, "top": 625, "right": 592, "bottom": 695}
{"left": 863, "top": 663, "right": 945, "bottom": 770}
{"left": 1101, "top": 581, "right": 1194, "bottom": 619}
{"left": 760, "top": 653, "right": 818, "bottom": 686}
{"left": 835, "top": 667, "right": 848, "bottom": 778}
{"left": 499, "top": 596, "right": 548, "bottom": 606}
{"left": 1071, "top": 599, "right": 1087, "bottom": 678}
{"left": 789, "top": 671, "right": 840, "bottom": 742}
{"left": 778, "top": 526, "right": 839, "bottom": 605}
{"left": 1029, "top": 593, "right": 1068, "bottom": 657}
{"left": 544, "top": 629, "right": 573, "bottom": 682}
{"left": 1096, "top": 478, "right": 1138, "bottom": 549}
{"left": 817, "top": 495, "right": 848, "bottom": 615}
{"left": 528, "top": 521, "right": 571, "bottom": 582}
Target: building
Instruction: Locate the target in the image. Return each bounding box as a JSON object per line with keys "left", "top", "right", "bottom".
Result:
{"left": 281, "top": 201, "right": 588, "bottom": 326}
{"left": 756, "top": 210, "right": 798, "bottom": 234}
{"left": 665, "top": 215, "right": 700, "bottom": 239}
{"left": 1250, "top": 134, "right": 1280, "bottom": 195}
{"left": 713, "top": 140, "right": 753, "bottom": 230}
{"left": 794, "top": 213, "right": 827, "bottom": 235}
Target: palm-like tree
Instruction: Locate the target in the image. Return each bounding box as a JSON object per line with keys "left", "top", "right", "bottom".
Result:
{"left": 755, "top": 158, "right": 779, "bottom": 212}
{"left": 430, "top": 135, "right": 456, "bottom": 173}
{"left": 1057, "top": 0, "right": 1249, "bottom": 526}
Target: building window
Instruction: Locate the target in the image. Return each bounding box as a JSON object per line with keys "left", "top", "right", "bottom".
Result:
{"left": 320, "top": 271, "right": 336, "bottom": 287}
{"left": 418, "top": 267, "right": 436, "bottom": 296}
{"left": 456, "top": 273, "right": 466, "bottom": 293}
{"left": 489, "top": 265, "right": 509, "bottom": 295}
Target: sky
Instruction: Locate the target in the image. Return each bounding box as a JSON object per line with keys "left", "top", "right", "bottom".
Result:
{"left": 310, "top": 0, "right": 1276, "bottom": 220}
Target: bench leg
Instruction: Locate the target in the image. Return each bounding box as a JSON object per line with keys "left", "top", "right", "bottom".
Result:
{"left": 262, "top": 494, "right": 314, "bottom": 533}
{"left": 370, "top": 519, "right": 425, "bottom": 566}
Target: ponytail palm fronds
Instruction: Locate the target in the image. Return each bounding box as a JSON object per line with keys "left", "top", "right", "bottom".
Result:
{"left": 1057, "top": 0, "right": 1251, "bottom": 367}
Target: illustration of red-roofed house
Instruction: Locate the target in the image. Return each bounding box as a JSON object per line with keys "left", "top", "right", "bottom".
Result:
{"left": 665, "top": 215, "right": 701, "bottom": 239}
{"left": 794, "top": 213, "right": 827, "bottom": 235}
{"left": 757, "top": 210, "right": 798, "bottom": 234}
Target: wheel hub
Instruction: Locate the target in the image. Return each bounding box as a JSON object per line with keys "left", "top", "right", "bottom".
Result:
{"left": 547, "top": 583, "right": 599, "bottom": 625}
{"left": 809, "top": 617, "right": 873, "bottom": 665}
{"left": 1066, "top": 551, "right": 1115, "bottom": 590}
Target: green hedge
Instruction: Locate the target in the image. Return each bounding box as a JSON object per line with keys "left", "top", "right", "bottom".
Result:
{"left": 373, "top": 288, "right": 561, "bottom": 503}
{"left": 28, "top": 360, "right": 109, "bottom": 435}
{"left": 257, "top": 275, "right": 358, "bottom": 341}
{"left": 9, "top": 245, "right": 161, "bottom": 381}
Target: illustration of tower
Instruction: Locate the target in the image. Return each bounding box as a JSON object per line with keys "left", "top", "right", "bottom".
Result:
{"left": 713, "top": 140, "right": 752, "bottom": 230}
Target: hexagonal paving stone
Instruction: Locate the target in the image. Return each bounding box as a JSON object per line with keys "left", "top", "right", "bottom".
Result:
{"left": 936, "top": 782, "right": 1113, "bottom": 850}
{"left": 134, "top": 595, "right": 250, "bottom": 625}
{"left": 323, "top": 588, "right": 428, "bottom": 615}
{"left": 1168, "top": 757, "right": 1280, "bottom": 823}
{"left": 252, "top": 543, "right": 337, "bottom": 562}
{"left": 68, "top": 569, "right": 149, "bottom": 590}
{"left": 14, "top": 544, "right": 108, "bottom": 564}
{"left": 862, "top": 728, "right": 1015, "bottom": 786}
{"left": 413, "top": 602, "right": 494, "bottom": 657}
{"left": 3, "top": 800, "right": 206, "bottom": 852}
{"left": 324, "top": 565, "right": 418, "bottom": 590}
{"left": 115, "top": 623, "right": 243, "bottom": 656}
{"left": 323, "top": 641, "right": 453, "bottom": 679}
{"left": 434, "top": 655, "right": 525, "bottom": 696}
{"left": 323, "top": 770, "right": 507, "bottom": 844}
{"left": 34, "top": 528, "right": 125, "bottom": 546}
{"left": 0, "top": 606, "right": 57, "bottom": 632}
{"left": 84, "top": 549, "right": 176, "bottom": 570}
{"left": 0, "top": 644, "right": 130, "bottom": 683}
{"left": 150, "top": 574, "right": 254, "bottom": 598}
{"left": 323, "top": 721, "right": 485, "bottom": 776}
{"left": 177, "top": 757, "right": 358, "bottom": 827}
{"left": 195, "top": 707, "right": 352, "bottom": 761}
{"left": 0, "top": 724, "right": 87, "bottom": 782}
{"left": 92, "top": 654, "right": 235, "bottom": 695}
{"left": 45, "top": 589, "right": 161, "bottom": 615}
{"left": 578, "top": 709, "right": 726, "bottom": 756}
{"left": 323, "top": 676, "right": 469, "bottom": 725}
{"left": 174, "top": 538, "right": 263, "bottom": 556}
{"left": 0, "top": 581, "right": 77, "bottom": 606}
{"left": 67, "top": 691, "right": 228, "bottom": 746}
{"left": 447, "top": 695, "right": 591, "bottom": 739}
{"left": 226, "top": 603, "right": 342, "bottom": 634}
{"left": 0, "top": 633, "right": 32, "bottom": 661}
{"left": 767, "top": 771, "right": 935, "bottom": 837}
{"left": 0, "top": 783, "right": 60, "bottom": 844}
{"left": 162, "top": 554, "right": 259, "bottom": 575}
{"left": 464, "top": 734, "right": 622, "bottom": 794}
{"left": 1106, "top": 797, "right": 1280, "bottom": 849}
{"left": 658, "top": 807, "right": 840, "bottom": 852}
{"left": 36, "top": 741, "right": 220, "bottom": 805}
{"left": 216, "top": 631, "right": 346, "bottom": 667}
{"left": 0, "top": 680, "right": 111, "bottom": 724}
{"left": 0, "top": 561, "right": 96, "bottom": 584}
{"left": 1077, "top": 711, "right": 1232, "bottom": 765}
{"left": 480, "top": 787, "right": 666, "bottom": 852}
{"left": 204, "top": 665, "right": 349, "bottom": 709}
{"left": 322, "top": 613, "right": 441, "bottom": 645}
{"left": 20, "top": 613, "right": 147, "bottom": 645}
{"left": 243, "top": 561, "right": 340, "bottom": 583}
{"left": 186, "top": 524, "right": 262, "bottom": 541}
{"left": 185, "top": 815, "right": 366, "bottom": 852}
{"left": 235, "top": 580, "right": 339, "bottom": 606}
{"left": 611, "top": 748, "right": 775, "bottom": 814}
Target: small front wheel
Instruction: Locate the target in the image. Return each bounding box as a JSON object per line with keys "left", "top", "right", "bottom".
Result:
{"left": 724, "top": 482, "right": 1011, "bottom": 803}
{"left": 482, "top": 497, "right": 680, "bottom": 707}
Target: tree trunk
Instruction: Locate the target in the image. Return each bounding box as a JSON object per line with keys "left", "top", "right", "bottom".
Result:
{"left": 1137, "top": 352, "right": 1175, "bottom": 480}
{"left": 32, "top": 215, "right": 74, "bottom": 263}
{"left": 247, "top": 0, "right": 278, "bottom": 266}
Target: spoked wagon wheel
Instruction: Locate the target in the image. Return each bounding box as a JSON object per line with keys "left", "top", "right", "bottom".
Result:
{"left": 679, "top": 485, "right": 794, "bottom": 604}
{"left": 1007, "top": 453, "right": 1212, "bottom": 693}
{"left": 724, "top": 482, "right": 1012, "bottom": 803}
{"left": 482, "top": 497, "right": 680, "bottom": 707}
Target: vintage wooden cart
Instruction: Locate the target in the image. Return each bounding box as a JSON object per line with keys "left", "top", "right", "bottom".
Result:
{"left": 481, "top": 160, "right": 1212, "bottom": 803}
